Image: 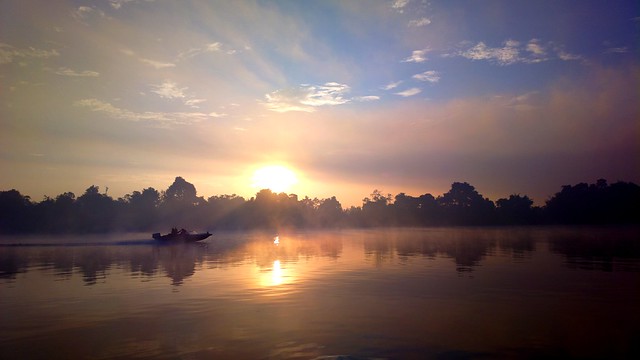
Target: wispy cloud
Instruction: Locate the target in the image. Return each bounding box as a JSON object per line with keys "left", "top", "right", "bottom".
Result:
{"left": 54, "top": 67, "right": 100, "bottom": 77}
{"left": 453, "top": 39, "right": 581, "bottom": 65}
{"left": 120, "top": 49, "right": 175, "bottom": 69}
{"left": 185, "top": 99, "right": 207, "bottom": 108}
{"left": 302, "top": 82, "right": 351, "bottom": 106}
{"left": 150, "top": 80, "right": 209, "bottom": 109}
{"left": 506, "top": 91, "right": 539, "bottom": 111}
{"left": 395, "top": 88, "right": 422, "bottom": 97}
{"left": 525, "top": 39, "right": 547, "bottom": 63}
{"left": 0, "top": 43, "right": 59, "bottom": 65}
{"left": 109, "top": 0, "right": 133, "bottom": 9}
{"left": 264, "top": 82, "right": 352, "bottom": 112}
{"left": 72, "top": 6, "right": 106, "bottom": 24}
{"left": 151, "top": 80, "right": 187, "bottom": 99}
{"left": 74, "top": 98, "right": 211, "bottom": 126}
{"left": 139, "top": 58, "right": 175, "bottom": 69}
{"left": 392, "top": 0, "right": 410, "bottom": 13}
{"left": 382, "top": 81, "right": 402, "bottom": 90}
{"left": 408, "top": 17, "right": 431, "bottom": 27}
{"left": 460, "top": 40, "right": 520, "bottom": 65}
{"left": 354, "top": 95, "right": 380, "bottom": 102}
{"left": 412, "top": 70, "right": 440, "bottom": 83}
{"left": 178, "top": 42, "right": 224, "bottom": 59}
{"left": 604, "top": 47, "right": 629, "bottom": 54}
{"left": 402, "top": 49, "right": 429, "bottom": 63}
{"left": 556, "top": 49, "right": 581, "bottom": 61}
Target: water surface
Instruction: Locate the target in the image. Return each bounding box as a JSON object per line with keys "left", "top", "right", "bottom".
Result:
{"left": 1, "top": 227, "right": 639, "bottom": 359}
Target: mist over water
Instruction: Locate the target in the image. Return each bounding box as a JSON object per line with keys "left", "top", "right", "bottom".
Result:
{"left": 1, "top": 227, "right": 639, "bottom": 359}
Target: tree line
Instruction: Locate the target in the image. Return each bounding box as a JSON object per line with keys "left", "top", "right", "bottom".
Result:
{"left": 0, "top": 177, "right": 638, "bottom": 234}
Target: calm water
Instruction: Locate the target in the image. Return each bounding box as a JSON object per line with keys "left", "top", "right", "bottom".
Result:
{"left": 1, "top": 227, "right": 639, "bottom": 359}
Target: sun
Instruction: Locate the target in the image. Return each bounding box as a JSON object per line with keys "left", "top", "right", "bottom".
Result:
{"left": 251, "top": 165, "right": 298, "bottom": 193}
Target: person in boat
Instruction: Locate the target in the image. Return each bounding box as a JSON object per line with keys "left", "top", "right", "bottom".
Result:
{"left": 171, "top": 227, "right": 178, "bottom": 235}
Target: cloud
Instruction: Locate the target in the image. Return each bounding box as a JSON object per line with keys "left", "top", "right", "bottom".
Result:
{"left": 74, "top": 98, "right": 212, "bottom": 125}
{"left": 412, "top": 70, "right": 440, "bottom": 83}
{"left": 354, "top": 95, "right": 380, "bottom": 102}
{"left": 382, "top": 81, "right": 402, "bottom": 90}
{"left": 264, "top": 90, "right": 314, "bottom": 113}
{"left": 460, "top": 40, "right": 520, "bottom": 65}
{"left": 208, "top": 112, "right": 227, "bottom": 118}
{"left": 556, "top": 49, "right": 581, "bottom": 61}
{"left": 185, "top": 99, "right": 207, "bottom": 108}
{"left": 120, "top": 48, "right": 175, "bottom": 69}
{"left": 264, "top": 82, "right": 351, "bottom": 112}
{"left": 604, "top": 47, "right": 628, "bottom": 54}
{"left": 408, "top": 17, "right": 431, "bottom": 27}
{"left": 0, "top": 43, "right": 59, "bottom": 64}
{"left": 455, "top": 39, "right": 581, "bottom": 65}
{"left": 392, "top": 0, "right": 410, "bottom": 12}
{"left": 72, "top": 6, "right": 106, "bottom": 23}
{"left": 151, "top": 81, "right": 187, "bottom": 99}
{"left": 139, "top": 58, "right": 176, "bottom": 69}
{"left": 506, "top": 91, "right": 539, "bottom": 111}
{"left": 178, "top": 42, "right": 223, "bottom": 59}
{"left": 402, "top": 49, "right": 429, "bottom": 63}
{"left": 525, "top": 39, "right": 547, "bottom": 63}
{"left": 109, "top": 0, "right": 156, "bottom": 9}
{"left": 395, "top": 87, "right": 422, "bottom": 97}
{"left": 301, "top": 82, "right": 351, "bottom": 106}
{"left": 54, "top": 67, "right": 100, "bottom": 77}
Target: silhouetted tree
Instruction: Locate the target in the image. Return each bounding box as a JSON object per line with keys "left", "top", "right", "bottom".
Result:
{"left": 545, "top": 179, "right": 640, "bottom": 224}
{"left": 0, "top": 189, "right": 33, "bottom": 233}
{"left": 76, "top": 186, "right": 117, "bottom": 232}
{"left": 159, "top": 177, "right": 202, "bottom": 228}
{"left": 393, "top": 193, "right": 421, "bottom": 226}
{"left": 2, "top": 177, "right": 639, "bottom": 234}
{"left": 33, "top": 192, "right": 77, "bottom": 233}
{"left": 317, "top": 196, "right": 343, "bottom": 227}
{"left": 121, "top": 187, "right": 160, "bottom": 230}
{"left": 496, "top": 194, "right": 535, "bottom": 225}
{"left": 437, "top": 182, "right": 495, "bottom": 225}
{"left": 163, "top": 176, "right": 198, "bottom": 205}
{"left": 203, "top": 194, "right": 246, "bottom": 229}
{"left": 362, "top": 190, "right": 393, "bottom": 226}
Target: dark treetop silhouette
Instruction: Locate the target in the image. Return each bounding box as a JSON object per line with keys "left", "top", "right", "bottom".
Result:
{"left": 1, "top": 177, "right": 639, "bottom": 234}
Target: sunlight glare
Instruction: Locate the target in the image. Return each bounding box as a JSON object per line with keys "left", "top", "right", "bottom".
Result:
{"left": 271, "top": 260, "right": 283, "bottom": 286}
{"left": 251, "top": 165, "right": 298, "bottom": 193}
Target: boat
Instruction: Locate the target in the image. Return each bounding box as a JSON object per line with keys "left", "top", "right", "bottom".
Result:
{"left": 152, "top": 228, "right": 212, "bottom": 242}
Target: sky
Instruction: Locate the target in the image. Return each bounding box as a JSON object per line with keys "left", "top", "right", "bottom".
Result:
{"left": 1, "top": 0, "right": 639, "bottom": 207}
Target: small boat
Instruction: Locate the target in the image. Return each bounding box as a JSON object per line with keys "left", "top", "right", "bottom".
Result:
{"left": 152, "top": 228, "right": 212, "bottom": 242}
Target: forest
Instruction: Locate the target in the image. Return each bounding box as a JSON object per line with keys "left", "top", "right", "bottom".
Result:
{"left": 1, "top": 177, "right": 639, "bottom": 234}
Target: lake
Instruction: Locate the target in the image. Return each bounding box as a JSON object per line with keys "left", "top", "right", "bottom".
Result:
{"left": 1, "top": 227, "right": 639, "bottom": 359}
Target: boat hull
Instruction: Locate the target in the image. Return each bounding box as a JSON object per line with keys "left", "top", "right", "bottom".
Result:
{"left": 152, "top": 232, "right": 211, "bottom": 242}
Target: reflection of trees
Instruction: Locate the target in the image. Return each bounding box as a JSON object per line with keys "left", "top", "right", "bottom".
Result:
{"left": 364, "top": 231, "right": 395, "bottom": 267}
{"left": 548, "top": 227, "right": 640, "bottom": 271}
{"left": 0, "top": 232, "right": 346, "bottom": 285}
{"left": 363, "top": 229, "right": 538, "bottom": 272}
{"left": 0, "top": 248, "right": 29, "bottom": 279}
{"left": 157, "top": 244, "right": 202, "bottom": 286}
{"left": 496, "top": 229, "right": 535, "bottom": 259}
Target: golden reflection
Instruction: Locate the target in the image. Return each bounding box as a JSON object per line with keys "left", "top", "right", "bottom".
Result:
{"left": 242, "top": 232, "right": 348, "bottom": 291}
{"left": 271, "top": 259, "right": 283, "bottom": 285}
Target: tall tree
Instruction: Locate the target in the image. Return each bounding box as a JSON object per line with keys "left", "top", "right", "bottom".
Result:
{"left": 438, "top": 182, "right": 495, "bottom": 225}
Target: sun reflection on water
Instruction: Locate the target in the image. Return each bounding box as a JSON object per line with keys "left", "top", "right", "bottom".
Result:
{"left": 271, "top": 259, "right": 283, "bottom": 286}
